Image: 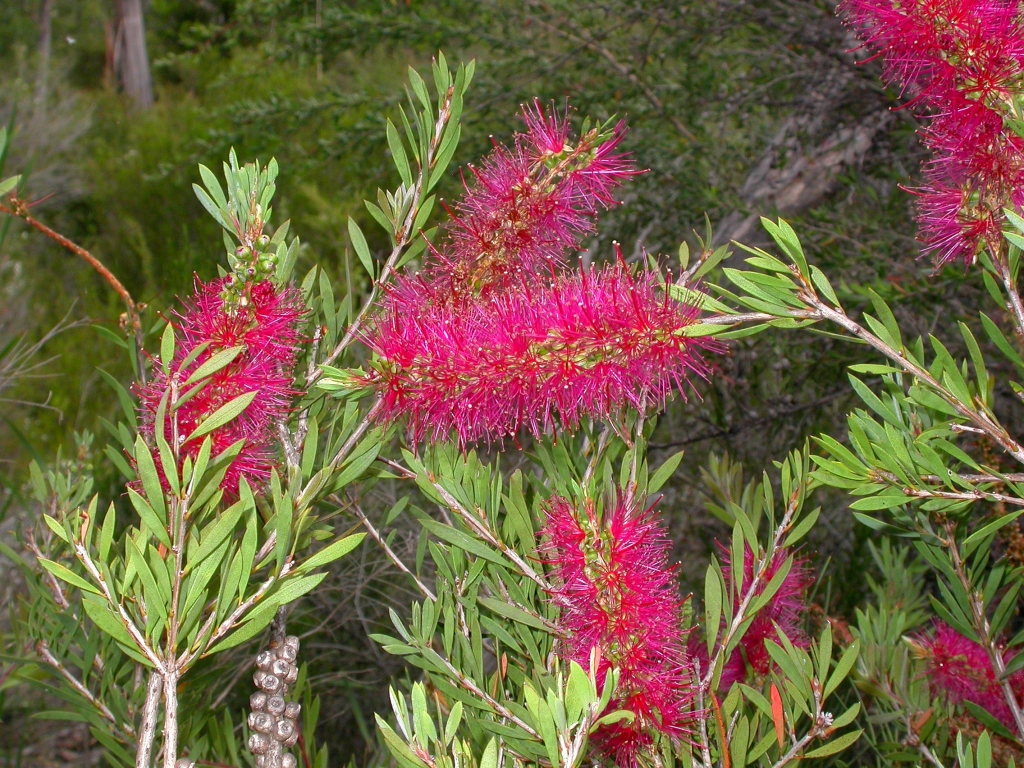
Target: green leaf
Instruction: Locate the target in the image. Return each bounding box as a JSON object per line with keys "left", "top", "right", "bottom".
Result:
{"left": 376, "top": 717, "right": 429, "bottom": 768}
{"left": 134, "top": 436, "right": 166, "bottom": 523}
{"left": 183, "top": 345, "right": 245, "bottom": 386}
{"left": 192, "top": 184, "right": 231, "bottom": 232}
{"left": 801, "top": 730, "right": 862, "bottom": 759}
{"left": 480, "top": 738, "right": 498, "bottom": 768}
{"left": 185, "top": 499, "right": 246, "bottom": 573}
{"left": 809, "top": 265, "right": 841, "bottom": 307}
{"left": 38, "top": 558, "right": 99, "bottom": 596}
{"left": 297, "top": 533, "right": 366, "bottom": 572}
{"left": 784, "top": 506, "right": 820, "bottom": 547}
{"left": 825, "top": 640, "right": 860, "bottom": 698}
{"left": 387, "top": 120, "right": 414, "bottom": 188}
{"left": 478, "top": 596, "right": 549, "bottom": 631}
{"left": 649, "top": 450, "right": 684, "bottom": 494}
{"left": 185, "top": 391, "right": 257, "bottom": 443}
{"left": 81, "top": 596, "right": 149, "bottom": 665}
{"left": 274, "top": 486, "right": 293, "bottom": 574}
{"left": 419, "top": 518, "right": 505, "bottom": 567}
{"left": 348, "top": 217, "right": 375, "bottom": 279}
{"left": 0, "top": 175, "right": 22, "bottom": 197}
{"left": 705, "top": 564, "right": 722, "bottom": 656}
{"left": 126, "top": 488, "right": 172, "bottom": 548}
{"left": 443, "top": 701, "right": 463, "bottom": 746}
{"left": 43, "top": 514, "right": 69, "bottom": 543}
{"left": 963, "top": 702, "right": 1019, "bottom": 743}
{"left": 428, "top": 124, "right": 462, "bottom": 191}
{"left": 963, "top": 508, "right": 1024, "bottom": 556}
{"left": 198, "top": 163, "right": 229, "bottom": 211}
{"left": 159, "top": 323, "right": 176, "bottom": 376}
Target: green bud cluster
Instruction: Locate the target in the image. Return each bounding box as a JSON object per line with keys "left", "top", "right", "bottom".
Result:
{"left": 222, "top": 233, "right": 279, "bottom": 311}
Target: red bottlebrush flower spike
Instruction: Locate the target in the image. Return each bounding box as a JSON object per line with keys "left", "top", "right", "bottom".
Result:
{"left": 364, "top": 261, "right": 718, "bottom": 446}
{"left": 841, "top": 0, "right": 1024, "bottom": 265}
{"left": 911, "top": 621, "right": 1024, "bottom": 729}
{"left": 541, "top": 494, "right": 694, "bottom": 767}
{"left": 717, "top": 545, "right": 812, "bottom": 690}
{"left": 138, "top": 278, "right": 305, "bottom": 494}
{"left": 430, "top": 101, "right": 638, "bottom": 299}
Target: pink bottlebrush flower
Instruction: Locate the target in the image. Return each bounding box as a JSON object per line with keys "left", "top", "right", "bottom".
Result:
{"left": 541, "top": 494, "right": 694, "bottom": 767}
{"left": 911, "top": 621, "right": 1024, "bottom": 729}
{"left": 717, "top": 545, "right": 812, "bottom": 690}
{"left": 429, "top": 102, "right": 638, "bottom": 299}
{"left": 841, "top": 0, "right": 1024, "bottom": 265}
{"left": 138, "top": 278, "right": 305, "bottom": 494}
{"left": 363, "top": 261, "right": 718, "bottom": 446}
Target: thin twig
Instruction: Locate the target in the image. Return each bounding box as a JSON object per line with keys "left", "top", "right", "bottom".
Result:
{"left": 0, "top": 199, "right": 144, "bottom": 374}
{"left": 73, "top": 539, "right": 164, "bottom": 671}
{"left": 37, "top": 641, "right": 131, "bottom": 737}
{"left": 994, "top": 252, "right": 1024, "bottom": 344}
{"left": 427, "top": 473, "right": 549, "bottom": 591}
{"left": 161, "top": 669, "right": 179, "bottom": 768}
{"left": 319, "top": 81, "right": 458, "bottom": 373}
{"left": 342, "top": 492, "right": 437, "bottom": 601}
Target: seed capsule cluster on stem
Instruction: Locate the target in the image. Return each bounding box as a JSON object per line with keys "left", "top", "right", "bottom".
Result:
{"left": 248, "top": 615, "right": 302, "bottom": 768}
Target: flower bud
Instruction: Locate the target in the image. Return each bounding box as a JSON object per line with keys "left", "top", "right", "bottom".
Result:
{"left": 250, "top": 691, "right": 268, "bottom": 712}
{"left": 284, "top": 702, "right": 301, "bottom": 720}
{"left": 282, "top": 754, "right": 297, "bottom": 768}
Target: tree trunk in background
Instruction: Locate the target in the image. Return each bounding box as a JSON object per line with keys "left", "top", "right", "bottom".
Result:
{"left": 34, "top": 0, "right": 53, "bottom": 112}
{"left": 114, "top": 0, "right": 153, "bottom": 109}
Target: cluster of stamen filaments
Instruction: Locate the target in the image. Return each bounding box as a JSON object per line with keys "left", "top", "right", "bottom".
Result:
{"left": 457, "top": 130, "right": 605, "bottom": 296}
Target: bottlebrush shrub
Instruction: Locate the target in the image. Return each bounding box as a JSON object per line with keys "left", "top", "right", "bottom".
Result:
{"left": 841, "top": 0, "right": 1024, "bottom": 265}
{"left": 3, "top": 60, "right": 868, "bottom": 768}
{"left": 323, "top": 92, "right": 858, "bottom": 768}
